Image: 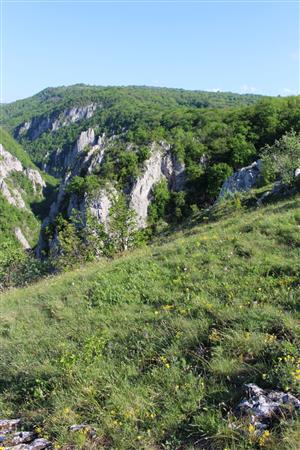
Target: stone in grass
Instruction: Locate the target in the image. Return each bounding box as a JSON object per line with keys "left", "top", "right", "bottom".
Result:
{"left": 11, "top": 431, "right": 37, "bottom": 445}
{"left": 69, "top": 423, "right": 97, "bottom": 439}
{"left": 28, "top": 438, "right": 52, "bottom": 449}
{"left": 4, "top": 445, "right": 31, "bottom": 450}
{"left": 236, "top": 383, "right": 300, "bottom": 431}
{"left": 3, "top": 438, "right": 52, "bottom": 450}
{"left": 0, "top": 419, "right": 21, "bottom": 431}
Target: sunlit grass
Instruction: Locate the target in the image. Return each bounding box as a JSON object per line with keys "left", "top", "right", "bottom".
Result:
{"left": 0, "top": 193, "right": 299, "bottom": 449}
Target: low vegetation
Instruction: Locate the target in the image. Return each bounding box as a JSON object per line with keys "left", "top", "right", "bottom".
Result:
{"left": 0, "top": 191, "right": 299, "bottom": 449}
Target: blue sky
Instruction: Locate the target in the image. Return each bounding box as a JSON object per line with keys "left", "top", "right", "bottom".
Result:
{"left": 1, "top": 0, "right": 299, "bottom": 102}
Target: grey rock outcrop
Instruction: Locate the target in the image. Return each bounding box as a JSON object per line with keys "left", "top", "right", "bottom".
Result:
{"left": 44, "top": 129, "right": 109, "bottom": 178}
{"left": 0, "top": 144, "right": 26, "bottom": 207}
{"left": 0, "top": 419, "right": 21, "bottom": 431}
{"left": 36, "top": 130, "right": 117, "bottom": 254}
{"left": 130, "top": 142, "right": 185, "bottom": 228}
{"left": 15, "top": 227, "right": 30, "bottom": 249}
{"left": 0, "top": 179, "right": 26, "bottom": 208}
{"left": 69, "top": 424, "right": 97, "bottom": 439}
{"left": 219, "top": 160, "right": 262, "bottom": 198}
{"left": 15, "top": 104, "right": 97, "bottom": 141}
{"left": 0, "top": 419, "right": 51, "bottom": 449}
{"left": 52, "top": 104, "right": 97, "bottom": 130}
{"left": 0, "top": 143, "right": 23, "bottom": 176}
{"left": 0, "top": 417, "right": 99, "bottom": 449}
{"left": 24, "top": 169, "right": 46, "bottom": 193}
{"left": 11, "top": 431, "right": 37, "bottom": 445}
{"left": 67, "top": 186, "right": 117, "bottom": 233}
{"left": 236, "top": 383, "right": 300, "bottom": 433}
{"left": 0, "top": 143, "right": 45, "bottom": 208}
{"left": 88, "top": 187, "right": 117, "bottom": 232}
{"left": 52, "top": 127, "right": 96, "bottom": 175}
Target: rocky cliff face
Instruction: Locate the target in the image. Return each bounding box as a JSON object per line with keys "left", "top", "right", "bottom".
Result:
{"left": 0, "top": 143, "right": 46, "bottom": 248}
{"left": 44, "top": 128, "right": 110, "bottom": 178}
{"left": 130, "top": 142, "right": 185, "bottom": 227}
{"left": 15, "top": 103, "right": 97, "bottom": 141}
{"left": 0, "top": 143, "right": 45, "bottom": 208}
{"left": 37, "top": 128, "right": 185, "bottom": 254}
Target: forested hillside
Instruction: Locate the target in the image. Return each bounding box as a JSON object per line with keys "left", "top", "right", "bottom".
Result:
{"left": 0, "top": 87, "right": 300, "bottom": 285}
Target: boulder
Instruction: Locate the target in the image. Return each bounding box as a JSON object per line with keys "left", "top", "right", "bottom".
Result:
{"left": 11, "top": 431, "right": 37, "bottom": 445}
{"left": 0, "top": 419, "right": 21, "bottom": 431}
{"left": 219, "top": 161, "right": 262, "bottom": 198}
{"left": 236, "top": 383, "right": 300, "bottom": 431}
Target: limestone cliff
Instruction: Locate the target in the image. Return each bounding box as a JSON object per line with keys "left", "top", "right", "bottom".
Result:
{"left": 37, "top": 130, "right": 185, "bottom": 253}
{"left": 130, "top": 142, "right": 185, "bottom": 227}
{"left": 15, "top": 104, "right": 98, "bottom": 141}
{"left": 0, "top": 142, "right": 46, "bottom": 248}
{"left": 0, "top": 143, "right": 45, "bottom": 208}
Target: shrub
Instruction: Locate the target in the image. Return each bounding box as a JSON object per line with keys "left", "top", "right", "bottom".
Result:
{"left": 148, "top": 179, "right": 171, "bottom": 225}
{"left": 207, "top": 162, "right": 233, "bottom": 198}
{"left": 261, "top": 131, "right": 300, "bottom": 184}
{"left": 0, "top": 240, "right": 51, "bottom": 290}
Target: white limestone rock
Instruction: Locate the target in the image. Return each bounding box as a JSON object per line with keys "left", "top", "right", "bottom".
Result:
{"left": 219, "top": 160, "right": 262, "bottom": 198}
{"left": 45, "top": 128, "right": 97, "bottom": 177}
{"left": 0, "top": 143, "right": 23, "bottom": 177}
{"left": 0, "top": 179, "right": 26, "bottom": 208}
{"left": 11, "top": 431, "right": 37, "bottom": 445}
{"left": 24, "top": 169, "right": 46, "bottom": 192}
{"left": 15, "top": 104, "right": 98, "bottom": 141}
{"left": 87, "top": 186, "right": 118, "bottom": 232}
{"left": 130, "top": 142, "right": 185, "bottom": 228}
{"left": 15, "top": 228, "right": 30, "bottom": 249}
{"left": 0, "top": 419, "right": 21, "bottom": 431}
{"left": 236, "top": 383, "right": 300, "bottom": 433}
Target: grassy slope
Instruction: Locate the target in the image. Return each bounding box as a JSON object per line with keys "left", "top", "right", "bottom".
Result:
{"left": 0, "top": 195, "right": 300, "bottom": 449}
{"left": 0, "top": 127, "right": 36, "bottom": 169}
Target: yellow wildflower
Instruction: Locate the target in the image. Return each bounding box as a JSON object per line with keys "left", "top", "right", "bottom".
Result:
{"left": 248, "top": 424, "right": 255, "bottom": 434}
{"left": 259, "top": 430, "right": 270, "bottom": 447}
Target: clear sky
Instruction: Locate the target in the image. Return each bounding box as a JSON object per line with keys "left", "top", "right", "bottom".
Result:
{"left": 1, "top": 0, "right": 299, "bottom": 103}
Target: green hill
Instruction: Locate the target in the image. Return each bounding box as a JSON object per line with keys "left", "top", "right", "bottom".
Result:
{"left": 0, "top": 192, "right": 299, "bottom": 449}
{"left": 0, "top": 84, "right": 264, "bottom": 131}
{"left": 0, "top": 85, "right": 272, "bottom": 170}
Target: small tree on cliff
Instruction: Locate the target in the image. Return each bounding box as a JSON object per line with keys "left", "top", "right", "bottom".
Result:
{"left": 108, "top": 193, "right": 137, "bottom": 253}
